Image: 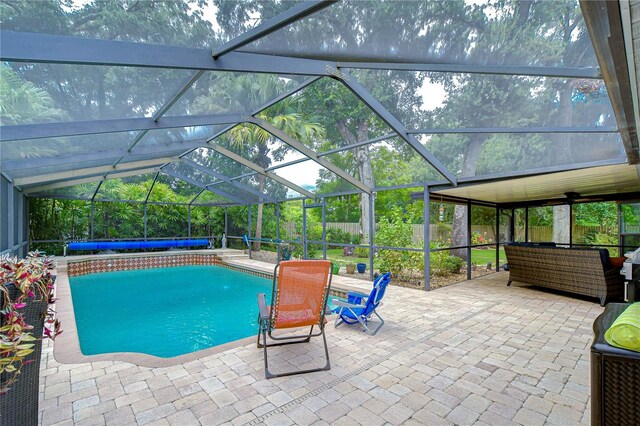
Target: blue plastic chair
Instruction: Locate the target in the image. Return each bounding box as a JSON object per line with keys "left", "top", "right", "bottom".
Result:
{"left": 332, "top": 272, "right": 391, "bottom": 335}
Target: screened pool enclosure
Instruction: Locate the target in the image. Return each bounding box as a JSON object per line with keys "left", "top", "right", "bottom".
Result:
{"left": 1, "top": 0, "right": 638, "bottom": 289}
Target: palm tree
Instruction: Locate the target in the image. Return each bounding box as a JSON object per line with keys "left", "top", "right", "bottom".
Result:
{"left": 0, "top": 64, "right": 65, "bottom": 125}
{"left": 193, "top": 74, "right": 325, "bottom": 250}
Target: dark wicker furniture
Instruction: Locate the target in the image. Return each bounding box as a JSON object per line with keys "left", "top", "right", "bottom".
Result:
{"left": 591, "top": 303, "right": 640, "bottom": 426}
{"left": 504, "top": 244, "right": 624, "bottom": 306}
{"left": 0, "top": 283, "right": 48, "bottom": 426}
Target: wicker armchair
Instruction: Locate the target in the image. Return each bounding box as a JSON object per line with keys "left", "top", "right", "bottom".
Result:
{"left": 591, "top": 303, "right": 640, "bottom": 426}
{"left": 504, "top": 244, "right": 624, "bottom": 306}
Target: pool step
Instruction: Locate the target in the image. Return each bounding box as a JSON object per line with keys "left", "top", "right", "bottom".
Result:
{"left": 211, "top": 249, "right": 250, "bottom": 261}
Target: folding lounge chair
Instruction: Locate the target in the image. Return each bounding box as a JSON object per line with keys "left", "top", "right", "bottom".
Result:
{"left": 257, "top": 260, "right": 333, "bottom": 379}
{"left": 332, "top": 272, "right": 391, "bottom": 335}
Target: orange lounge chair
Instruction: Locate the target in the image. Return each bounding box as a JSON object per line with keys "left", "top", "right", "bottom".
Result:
{"left": 257, "top": 260, "right": 332, "bottom": 378}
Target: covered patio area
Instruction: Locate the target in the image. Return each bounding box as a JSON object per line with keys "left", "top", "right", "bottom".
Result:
{"left": 39, "top": 267, "right": 599, "bottom": 425}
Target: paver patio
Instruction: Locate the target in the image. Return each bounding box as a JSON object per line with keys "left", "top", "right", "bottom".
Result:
{"left": 39, "top": 270, "right": 602, "bottom": 425}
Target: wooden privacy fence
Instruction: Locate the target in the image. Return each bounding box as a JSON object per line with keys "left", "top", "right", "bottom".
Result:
{"left": 281, "top": 222, "right": 621, "bottom": 245}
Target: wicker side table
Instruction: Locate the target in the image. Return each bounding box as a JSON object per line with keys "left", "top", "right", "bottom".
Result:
{"left": 591, "top": 303, "right": 640, "bottom": 426}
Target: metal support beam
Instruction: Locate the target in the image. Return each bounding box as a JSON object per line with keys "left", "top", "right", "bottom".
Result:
{"left": 495, "top": 208, "right": 500, "bottom": 271}
{"left": 189, "top": 188, "right": 206, "bottom": 206}
{"left": 23, "top": 167, "right": 160, "bottom": 194}
{"left": 212, "top": 1, "right": 337, "bottom": 58}
{"left": 335, "top": 70, "right": 457, "bottom": 185}
{"left": 224, "top": 207, "right": 228, "bottom": 241}
{"left": 2, "top": 113, "right": 244, "bottom": 142}
{"left": 423, "top": 187, "right": 431, "bottom": 291}
{"left": 188, "top": 205, "right": 192, "bottom": 239}
{"left": 247, "top": 205, "right": 252, "bottom": 258}
{"left": 144, "top": 173, "right": 159, "bottom": 204}
{"left": 16, "top": 188, "right": 23, "bottom": 254}
{"left": 302, "top": 200, "right": 308, "bottom": 259}
{"left": 618, "top": 203, "right": 623, "bottom": 256}
{"left": 92, "top": 178, "right": 104, "bottom": 200}
{"left": 7, "top": 183, "right": 14, "bottom": 253}
{"left": 4, "top": 30, "right": 603, "bottom": 80}
{"left": 510, "top": 208, "right": 516, "bottom": 243}
{"left": 161, "top": 169, "right": 246, "bottom": 205}
{"left": 23, "top": 196, "right": 29, "bottom": 256}
{"left": 276, "top": 203, "right": 281, "bottom": 262}
{"left": 15, "top": 157, "right": 175, "bottom": 187}
{"left": 569, "top": 203, "right": 573, "bottom": 248}
{"left": 143, "top": 203, "right": 147, "bottom": 240}
{"left": 155, "top": 70, "right": 204, "bottom": 122}
{"left": 368, "top": 192, "right": 375, "bottom": 281}
{"left": 1, "top": 31, "right": 331, "bottom": 75}
{"left": 467, "top": 200, "right": 472, "bottom": 281}
{"left": 1, "top": 139, "right": 208, "bottom": 172}
{"left": 249, "top": 117, "right": 372, "bottom": 193}
{"left": 525, "top": 207, "right": 529, "bottom": 242}
{"left": 180, "top": 158, "right": 277, "bottom": 203}
{"left": 580, "top": 1, "right": 638, "bottom": 163}
{"left": 322, "top": 197, "right": 327, "bottom": 260}
{"left": 90, "top": 202, "right": 95, "bottom": 240}
{"left": 337, "top": 61, "right": 602, "bottom": 79}
{"left": 408, "top": 126, "right": 618, "bottom": 134}
{"left": 318, "top": 133, "right": 396, "bottom": 157}
{"left": 208, "top": 144, "right": 316, "bottom": 198}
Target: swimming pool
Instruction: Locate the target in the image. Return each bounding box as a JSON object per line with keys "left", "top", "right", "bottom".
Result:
{"left": 69, "top": 265, "right": 340, "bottom": 358}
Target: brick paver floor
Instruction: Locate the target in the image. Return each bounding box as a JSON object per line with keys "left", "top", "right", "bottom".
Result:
{"left": 39, "top": 271, "right": 603, "bottom": 425}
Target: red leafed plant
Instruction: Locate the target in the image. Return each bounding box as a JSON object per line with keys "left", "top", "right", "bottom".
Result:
{"left": 0, "top": 251, "right": 61, "bottom": 394}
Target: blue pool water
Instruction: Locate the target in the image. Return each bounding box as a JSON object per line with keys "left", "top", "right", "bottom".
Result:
{"left": 69, "top": 266, "right": 340, "bottom": 358}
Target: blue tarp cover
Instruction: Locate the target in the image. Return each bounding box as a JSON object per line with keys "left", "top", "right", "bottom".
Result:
{"left": 68, "top": 239, "right": 209, "bottom": 250}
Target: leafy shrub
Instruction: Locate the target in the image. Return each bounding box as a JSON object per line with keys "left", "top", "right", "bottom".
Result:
{"left": 291, "top": 242, "right": 318, "bottom": 259}
{"left": 353, "top": 247, "right": 369, "bottom": 258}
{"left": 327, "top": 228, "right": 353, "bottom": 244}
{"left": 583, "top": 230, "right": 617, "bottom": 247}
{"left": 430, "top": 242, "right": 464, "bottom": 276}
{"left": 376, "top": 208, "right": 421, "bottom": 275}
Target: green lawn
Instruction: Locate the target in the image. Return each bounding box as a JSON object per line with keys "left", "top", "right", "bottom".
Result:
{"left": 325, "top": 248, "right": 378, "bottom": 268}
{"left": 470, "top": 248, "right": 506, "bottom": 266}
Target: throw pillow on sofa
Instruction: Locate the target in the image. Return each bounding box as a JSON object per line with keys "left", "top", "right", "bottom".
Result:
{"left": 610, "top": 256, "right": 626, "bottom": 270}
{"left": 605, "top": 302, "right": 640, "bottom": 352}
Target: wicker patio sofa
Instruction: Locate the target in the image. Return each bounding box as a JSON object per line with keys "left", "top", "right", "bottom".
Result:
{"left": 504, "top": 243, "right": 624, "bottom": 306}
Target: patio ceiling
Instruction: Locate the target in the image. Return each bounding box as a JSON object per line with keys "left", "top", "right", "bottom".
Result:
{"left": 0, "top": 0, "right": 638, "bottom": 206}
{"left": 430, "top": 162, "right": 640, "bottom": 205}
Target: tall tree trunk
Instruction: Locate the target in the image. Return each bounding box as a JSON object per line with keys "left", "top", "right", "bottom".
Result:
{"left": 451, "top": 135, "right": 485, "bottom": 259}
{"left": 553, "top": 205, "right": 570, "bottom": 244}
{"left": 336, "top": 120, "right": 375, "bottom": 243}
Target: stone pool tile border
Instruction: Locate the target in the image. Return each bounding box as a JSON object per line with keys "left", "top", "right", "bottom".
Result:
{"left": 55, "top": 250, "right": 346, "bottom": 368}
{"left": 67, "top": 253, "right": 222, "bottom": 276}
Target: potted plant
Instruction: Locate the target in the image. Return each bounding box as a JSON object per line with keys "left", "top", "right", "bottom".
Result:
{"left": 346, "top": 263, "right": 356, "bottom": 274}
{"left": 356, "top": 263, "right": 367, "bottom": 274}
{"left": 331, "top": 263, "right": 341, "bottom": 275}
{"left": 1, "top": 252, "right": 61, "bottom": 426}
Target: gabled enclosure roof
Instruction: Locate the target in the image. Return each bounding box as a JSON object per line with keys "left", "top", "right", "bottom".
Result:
{"left": 0, "top": 0, "right": 637, "bottom": 205}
